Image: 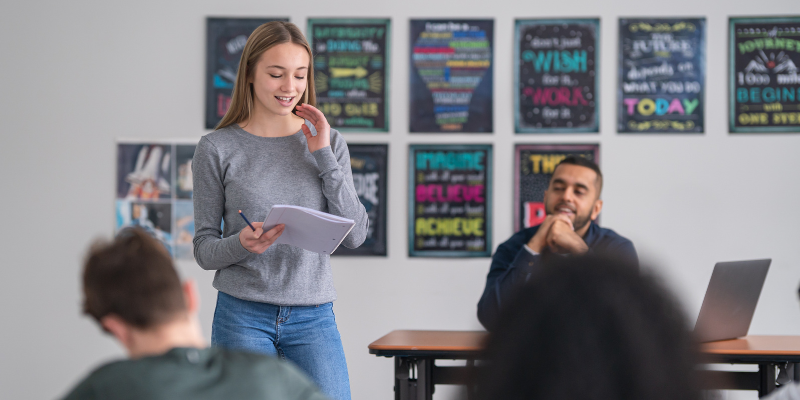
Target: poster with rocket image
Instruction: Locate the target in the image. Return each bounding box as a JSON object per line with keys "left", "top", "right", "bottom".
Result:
{"left": 730, "top": 17, "right": 800, "bottom": 133}
{"left": 116, "top": 140, "right": 198, "bottom": 260}
{"left": 409, "top": 19, "right": 494, "bottom": 133}
{"left": 618, "top": 18, "right": 706, "bottom": 133}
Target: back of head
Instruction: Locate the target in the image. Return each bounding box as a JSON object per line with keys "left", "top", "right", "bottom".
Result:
{"left": 83, "top": 227, "right": 186, "bottom": 329}
{"left": 478, "top": 255, "right": 699, "bottom": 400}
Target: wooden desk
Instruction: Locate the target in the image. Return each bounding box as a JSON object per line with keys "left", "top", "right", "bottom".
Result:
{"left": 700, "top": 336, "right": 800, "bottom": 396}
{"left": 369, "top": 331, "right": 800, "bottom": 400}
{"left": 369, "top": 330, "right": 486, "bottom": 400}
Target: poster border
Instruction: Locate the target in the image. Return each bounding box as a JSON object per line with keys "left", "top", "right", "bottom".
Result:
{"left": 514, "top": 18, "right": 601, "bottom": 134}
{"left": 729, "top": 16, "right": 800, "bottom": 134}
{"left": 307, "top": 18, "right": 392, "bottom": 133}
{"left": 408, "top": 143, "right": 493, "bottom": 258}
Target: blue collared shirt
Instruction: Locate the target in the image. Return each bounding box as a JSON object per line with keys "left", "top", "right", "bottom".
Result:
{"left": 477, "top": 221, "right": 637, "bottom": 330}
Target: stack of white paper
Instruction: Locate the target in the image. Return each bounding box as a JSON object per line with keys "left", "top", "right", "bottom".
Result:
{"left": 262, "top": 205, "right": 355, "bottom": 254}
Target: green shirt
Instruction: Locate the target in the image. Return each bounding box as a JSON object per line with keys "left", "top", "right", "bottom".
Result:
{"left": 62, "top": 347, "right": 330, "bottom": 400}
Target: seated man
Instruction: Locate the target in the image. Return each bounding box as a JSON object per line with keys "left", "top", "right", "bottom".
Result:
{"left": 477, "top": 156, "right": 637, "bottom": 330}
{"left": 62, "top": 228, "right": 328, "bottom": 400}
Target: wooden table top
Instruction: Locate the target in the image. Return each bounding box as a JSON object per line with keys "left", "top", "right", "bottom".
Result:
{"left": 369, "top": 331, "right": 800, "bottom": 360}
{"left": 700, "top": 336, "right": 800, "bottom": 356}
{"left": 368, "top": 330, "right": 488, "bottom": 352}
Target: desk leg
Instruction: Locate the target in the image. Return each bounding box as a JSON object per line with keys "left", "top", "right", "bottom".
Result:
{"left": 394, "top": 357, "right": 434, "bottom": 400}
{"left": 759, "top": 363, "right": 777, "bottom": 398}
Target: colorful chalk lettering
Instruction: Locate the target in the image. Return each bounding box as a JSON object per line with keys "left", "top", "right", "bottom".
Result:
{"left": 409, "top": 144, "right": 492, "bottom": 257}
{"left": 618, "top": 18, "right": 705, "bottom": 133}
{"left": 515, "top": 19, "right": 599, "bottom": 133}
{"left": 409, "top": 20, "right": 494, "bottom": 133}
{"left": 205, "top": 17, "right": 289, "bottom": 129}
{"left": 514, "top": 144, "right": 599, "bottom": 232}
{"left": 309, "top": 19, "right": 390, "bottom": 132}
{"left": 730, "top": 17, "right": 800, "bottom": 133}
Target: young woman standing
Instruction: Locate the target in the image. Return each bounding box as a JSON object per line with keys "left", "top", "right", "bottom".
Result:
{"left": 192, "top": 21, "right": 368, "bottom": 400}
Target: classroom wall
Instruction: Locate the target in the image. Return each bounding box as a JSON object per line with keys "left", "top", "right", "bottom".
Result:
{"left": 1, "top": 0, "right": 799, "bottom": 399}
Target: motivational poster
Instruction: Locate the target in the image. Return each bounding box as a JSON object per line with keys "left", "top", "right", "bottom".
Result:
{"left": 730, "top": 17, "right": 800, "bottom": 133}
{"left": 515, "top": 19, "right": 599, "bottom": 133}
{"left": 514, "top": 144, "right": 599, "bottom": 232}
{"left": 618, "top": 18, "right": 705, "bottom": 133}
{"left": 408, "top": 144, "right": 492, "bottom": 257}
{"left": 309, "top": 19, "right": 390, "bottom": 132}
{"left": 206, "top": 17, "right": 288, "bottom": 129}
{"left": 333, "top": 144, "right": 388, "bottom": 256}
{"left": 409, "top": 19, "right": 494, "bottom": 133}
{"left": 117, "top": 140, "right": 198, "bottom": 259}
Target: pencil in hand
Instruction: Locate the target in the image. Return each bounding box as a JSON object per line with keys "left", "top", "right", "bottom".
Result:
{"left": 238, "top": 210, "right": 257, "bottom": 232}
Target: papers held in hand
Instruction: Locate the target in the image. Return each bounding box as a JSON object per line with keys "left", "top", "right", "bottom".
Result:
{"left": 263, "top": 205, "right": 355, "bottom": 254}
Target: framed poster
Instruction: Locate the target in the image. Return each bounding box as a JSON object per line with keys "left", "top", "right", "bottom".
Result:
{"left": 514, "top": 19, "right": 599, "bottom": 133}
{"left": 409, "top": 19, "right": 494, "bottom": 133}
{"left": 308, "top": 18, "right": 391, "bottom": 132}
{"left": 117, "top": 140, "right": 198, "bottom": 259}
{"left": 513, "top": 144, "right": 599, "bottom": 232}
{"left": 408, "top": 144, "right": 492, "bottom": 257}
{"left": 333, "top": 144, "right": 388, "bottom": 256}
{"left": 206, "top": 17, "right": 289, "bottom": 129}
{"left": 618, "top": 18, "right": 706, "bottom": 133}
{"left": 730, "top": 17, "right": 800, "bottom": 133}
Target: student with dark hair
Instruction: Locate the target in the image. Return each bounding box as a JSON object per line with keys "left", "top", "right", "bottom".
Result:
{"left": 477, "top": 255, "right": 701, "bottom": 400}
{"left": 478, "top": 156, "right": 637, "bottom": 330}
{"left": 61, "top": 227, "right": 329, "bottom": 400}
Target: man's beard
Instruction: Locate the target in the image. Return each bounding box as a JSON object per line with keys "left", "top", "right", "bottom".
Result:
{"left": 546, "top": 202, "right": 592, "bottom": 234}
{"left": 571, "top": 211, "right": 592, "bottom": 233}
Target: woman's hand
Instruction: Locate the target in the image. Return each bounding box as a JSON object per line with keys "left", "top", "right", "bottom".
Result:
{"left": 239, "top": 222, "right": 285, "bottom": 254}
{"left": 295, "top": 103, "right": 331, "bottom": 153}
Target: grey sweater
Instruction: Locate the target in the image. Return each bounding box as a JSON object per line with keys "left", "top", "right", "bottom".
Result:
{"left": 192, "top": 123, "right": 368, "bottom": 305}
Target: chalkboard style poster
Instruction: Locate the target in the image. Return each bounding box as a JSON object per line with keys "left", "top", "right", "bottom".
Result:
{"left": 514, "top": 19, "right": 599, "bottom": 133}
{"left": 730, "top": 17, "right": 800, "bottom": 133}
{"left": 117, "top": 140, "right": 199, "bottom": 259}
{"left": 618, "top": 18, "right": 705, "bottom": 133}
{"left": 408, "top": 144, "right": 492, "bottom": 257}
{"left": 309, "top": 19, "right": 390, "bottom": 132}
{"left": 514, "top": 144, "right": 599, "bottom": 232}
{"left": 409, "top": 19, "right": 494, "bottom": 133}
{"left": 333, "top": 144, "right": 388, "bottom": 256}
{"left": 206, "top": 17, "right": 289, "bottom": 129}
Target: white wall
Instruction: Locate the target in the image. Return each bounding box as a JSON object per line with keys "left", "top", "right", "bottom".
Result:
{"left": 1, "top": 0, "right": 799, "bottom": 399}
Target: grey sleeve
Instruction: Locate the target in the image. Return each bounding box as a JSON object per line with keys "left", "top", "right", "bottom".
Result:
{"left": 311, "top": 132, "right": 368, "bottom": 249}
{"left": 192, "top": 137, "right": 251, "bottom": 270}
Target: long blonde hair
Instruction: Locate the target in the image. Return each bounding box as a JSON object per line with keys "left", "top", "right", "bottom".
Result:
{"left": 215, "top": 21, "right": 316, "bottom": 130}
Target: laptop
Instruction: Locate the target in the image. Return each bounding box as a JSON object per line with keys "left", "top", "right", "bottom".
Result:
{"left": 693, "top": 259, "right": 771, "bottom": 343}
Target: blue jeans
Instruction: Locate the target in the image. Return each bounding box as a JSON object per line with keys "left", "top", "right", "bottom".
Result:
{"left": 211, "top": 291, "right": 351, "bottom": 400}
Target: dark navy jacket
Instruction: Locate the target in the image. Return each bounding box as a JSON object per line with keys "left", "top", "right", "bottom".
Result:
{"left": 477, "top": 221, "right": 637, "bottom": 330}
